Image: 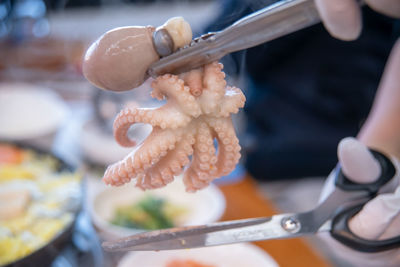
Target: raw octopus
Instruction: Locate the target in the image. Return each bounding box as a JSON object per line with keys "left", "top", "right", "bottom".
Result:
{"left": 103, "top": 62, "right": 245, "bottom": 192}
{"left": 83, "top": 17, "right": 246, "bottom": 192}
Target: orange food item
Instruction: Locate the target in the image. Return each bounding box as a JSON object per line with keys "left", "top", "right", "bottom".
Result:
{"left": 165, "top": 259, "right": 215, "bottom": 267}
{"left": 0, "top": 145, "right": 24, "bottom": 164}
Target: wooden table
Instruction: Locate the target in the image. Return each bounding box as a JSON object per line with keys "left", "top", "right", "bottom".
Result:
{"left": 218, "top": 176, "right": 330, "bottom": 267}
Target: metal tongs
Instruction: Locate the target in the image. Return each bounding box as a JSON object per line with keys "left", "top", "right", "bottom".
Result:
{"left": 103, "top": 149, "right": 400, "bottom": 253}
{"left": 149, "top": 0, "right": 321, "bottom": 77}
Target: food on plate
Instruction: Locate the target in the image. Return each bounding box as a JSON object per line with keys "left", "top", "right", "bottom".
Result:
{"left": 83, "top": 18, "right": 246, "bottom": 192}
{"left": 110, "top": 195, "right": 186, "bottom": 230}
{"left": 117, "top": 243, "right": 277, "bottom": 267}
{"left": 0, "top": 144, "right": 81, "bottom": 266}
{"left": 0, "top": 188, "right": 31, "bottom": 220}
{"left": 0, "top": 145, "right": 24, "bottom": 164}
{"left": 166, "top": 259, "right": 215, "bottom": 267}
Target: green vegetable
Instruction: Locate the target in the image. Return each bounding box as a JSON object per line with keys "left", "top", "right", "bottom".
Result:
{"left": 110, "top": 195, "right": 185, "bottom": 230}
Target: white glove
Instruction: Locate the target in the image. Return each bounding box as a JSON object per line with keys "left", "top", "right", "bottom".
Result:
{"left": 319, "top": 137, "right": 400, "bottom": 267}
{"left": 315, "top": 0, "right": 400, "bottom": 40}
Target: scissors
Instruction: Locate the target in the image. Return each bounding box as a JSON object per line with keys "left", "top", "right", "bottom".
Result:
{"left": 148, "top": 0, "right": 363, "bottom": 77}
{"left": 103, "top": 149, "right": 400, "bottom": 253}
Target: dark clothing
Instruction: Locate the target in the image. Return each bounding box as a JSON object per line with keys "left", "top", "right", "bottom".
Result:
{"left": 205, "top": 0, "right": 399, "bottom": 180}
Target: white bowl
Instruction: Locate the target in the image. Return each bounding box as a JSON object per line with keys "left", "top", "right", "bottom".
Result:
{"left": 118, "top": 243, "right": 278, "bottom": 267}
{"left": 0, "top": 83, "right": 68, "bottom": 147}
{"left": 89, "top": 178, "right": 226, "bottom": 241}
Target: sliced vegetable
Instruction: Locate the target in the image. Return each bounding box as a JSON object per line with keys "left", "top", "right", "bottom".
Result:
{"left": 111, "top": 195, "right": 186, "bottom": 230}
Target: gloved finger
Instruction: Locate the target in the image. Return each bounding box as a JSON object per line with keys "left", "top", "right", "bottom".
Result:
{"left": 366, "top": 0, "right": 400, "bottom": 19}
{"left": 380, "top": 212, "right": 400, "bottom": 239}
{"left": 315, "top": 0, "right": 362, "bottom": 40}
{"left": 349, "top": 186, "right": 400, "bottom": 240}
{"left": 337, "top": 137, "right": 381, "bottom": 184}
{"left": 318, "top": 137, "right": 381, "bottom": 203}
{"left": 358, "top": 39, "right": 400, "bottom": 156}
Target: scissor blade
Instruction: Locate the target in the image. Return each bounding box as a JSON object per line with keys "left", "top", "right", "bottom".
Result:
{"left": 102, "top": 214, "right": 303, "bottom": 252}
{"left": 102, "top": 185, "right": 371, "bottom": 252}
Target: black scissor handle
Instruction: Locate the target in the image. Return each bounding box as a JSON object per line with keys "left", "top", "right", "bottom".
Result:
{"left": 331, "top": 149, "right": 399, "bottom": 252}
{"left": 335, "top": 150, "right": 396, "bottom": 195}
{"left": 331, "top": 204, "right": 400, "bottom": 252}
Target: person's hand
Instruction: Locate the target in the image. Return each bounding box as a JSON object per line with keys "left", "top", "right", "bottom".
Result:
{"left": 315, "top": 0, "right": 400, "bottom": 40}
{"left": 319, "top": 137, "right": 400, "bottom": 267}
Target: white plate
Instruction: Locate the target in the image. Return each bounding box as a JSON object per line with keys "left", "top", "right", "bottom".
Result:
{"left": 118, "top": 243, "right": 278, "bottom": 267}
{"left": 90, "top": 178, "right": 226, "bottom": 240}
{"left": 0, "top": 83, "right": 68, "bottom": 140}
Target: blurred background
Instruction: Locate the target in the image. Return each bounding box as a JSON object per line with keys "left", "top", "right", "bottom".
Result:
{"left": 0, "top": 1, "right": 223, "bottom": 266}
{"left": 0, "top": 0, "right": 399, "bottom": 266}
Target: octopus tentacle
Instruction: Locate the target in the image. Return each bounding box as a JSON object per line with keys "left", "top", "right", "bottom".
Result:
{"left": 114, "top": 106, "right": 190, "bottom": 147}
{"left": 143, "top": 131, "right": 195, "bottom": 190}
{"left": 206, "top": 117, "right": 241, "bottom": 177}
{"left": 183, "top": 168, "right": 210, "bottom": 193}
{"left": 135, "top": 173, "right": 146, "bottom": 190}
{"left": 179, "top": 67, "right": 204, "bottom": 97}
{"left": 135, "top": 127, "right": 183, "bottom": 171}
{"left": 182, "top": 171, "right": 195, "bottom": 192}
{"left": 198, "top": 62, "right": 226, "bottom": 114}
{"left": 151, "top": 74, "right": 201, "bottom": 117}
{"left": 216, "top": 86, "right": 246, "bottom": 117}
{"left": 103, "top": 127, "right": 181, "bottom": 186}
{"left": 183, "top": 120, "right": 218, "bottom": 192}
{"left": 193, "top": 121, "right": 218, "bottom": 180}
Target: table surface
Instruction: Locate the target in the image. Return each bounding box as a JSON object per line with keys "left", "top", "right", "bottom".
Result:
{"left": 218, "top": 176, "right": 330, "bottom": 267}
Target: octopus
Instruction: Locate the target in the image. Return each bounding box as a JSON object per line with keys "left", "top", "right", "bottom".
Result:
{"left": 103, "top": 62, "right": 245, "bottom": 192}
